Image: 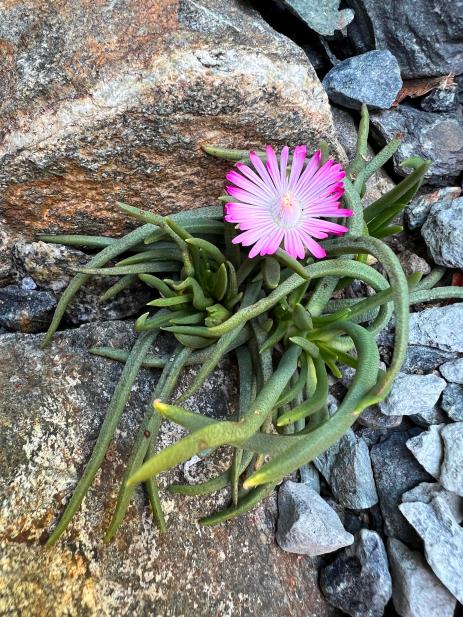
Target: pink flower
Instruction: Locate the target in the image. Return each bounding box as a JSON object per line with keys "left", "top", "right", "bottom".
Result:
{"left": 224, "top": 145, "right": 352, "bottom": 260}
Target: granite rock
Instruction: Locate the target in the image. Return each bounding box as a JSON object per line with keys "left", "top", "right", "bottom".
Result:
{"left": 276, "top": 481, "right": 353, "bottom": 556}
{"left": 441, "top": 383, "right": 463, "bottom": 421}
{"left": 314, "top": 430, "right": 378, "bottom": 509}
{"left": 0, "top": 0, "right": 343, "bottom": 239}
{"left": 422, "top": 198, "right": 463, "bottom": 268}
{"left": 370, "top": 106, "right": 463, "bottom": 185}
{"left": 370, "top": 430, "right": 433, "bottom": 544}
{"left": 379, "top": 373, "right": 446, "bottom": 417}
{"left": 440, "top": 423, "right": 463, "bottom": 496}
{"left": 402, "top": 345, "right": 456, "bottom": 374}
{"left": 439, "top": 358, "right": 463, "bottom": 384}
{"left": 404, "top": 187, "right": 461, "bottom": 230}
{"left": 320, "top": 530, "right": 392, "bottom": 617}
{"left": 406, "top": 424, "right": 444, "bottom": 479}
{"left": 408, "top": 304, "right": 463, "bottom": 353}
{"left": 388, "top": 538, "right": 457, "bottom": 617}
{"left": 399, "top": 496, "right": 463, "bottom": 603}
{"left": 323, "top": 50, "right": 402, "bottom": 110}
{"left": 421, "top": 87, "right": 458, "bottom": 113}
{"left": 345, "top": 0, "right": 463, "bottom": 79}
{"left": 0, "top": 285, "right": 57, "bottom": 332}
{"left": 0, "top": 323, "right": 337, "bottom": 616}
{"left": 402, "top": 482, "right": 463, "bottom": 523}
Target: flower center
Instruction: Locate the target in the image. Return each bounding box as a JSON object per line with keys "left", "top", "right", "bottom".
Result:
{"left": 275, "top": 191, "right": 301, "bottom": 228}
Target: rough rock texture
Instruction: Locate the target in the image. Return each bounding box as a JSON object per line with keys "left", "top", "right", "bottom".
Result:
{"left": 370, "top": 430, "right": 433, "bottom": 544}
{"left": 0, "top": 323, "right": 337, "bottom": 617}
{"left": 388, "top": 538, "right": 457, "bottom": 617}
{"left": 0, "top": 284, "right": 57, "bottom": 332}
{"left": 370, "top": 106, "right": 463, "bottom": 185}
{"left": 379, "top": 373, "right": 446, "bottom": 417}
{"left": 314, "top": 430, "right": 378, "bottom": 509}
{"left": 402, "top": 345, "right": 455, "bottom": 374}
{"left": 421, "top": 87, "right": 458, "bottom": 113}
{"left": 402, "top": 482, "right": 463, "bottom": 523}
{"left": 399, "top": 496, "right": 463, "bottom": 603}
{"left": 404, "top": 186, "right": 461, "bottom": 230}
{"left": 406, "top": 424, "right": 444, "bottom": 479}
{"left": 0, "top": 0, "right": 343, "bottom": 239}
{"left": 439, "top": 358, "right": 463, "bottom": 384}
{"left": 345, "top": 0, "right": 463, "bottom": 78}
{"left": 281, "top": 0, "right": 354, "bottom": 35}
{"left": 276, "top": 481, "right": 353, "bottom": 556}
{"left": 320, "top": 530, "right": 392, "bottom": 617}
{"left": 11, "top": 240, "right": 151, "bottom": 325}
{"left": 408, "top": 304, "right": 463, "bottom": 353}
{"left": 441, "top": 383, "right": 463, "bottom": 421}
{"left": 358, "top": 406, "right": 402, "bottom": 429}
{"left": 422, "top": 198, "right": 463, "bottom": 268}
{"left": 323, "top": 50, "right": 402, "bottom": 110}
{"left": 440, "top": 423, "right": 463, "bottom": 496}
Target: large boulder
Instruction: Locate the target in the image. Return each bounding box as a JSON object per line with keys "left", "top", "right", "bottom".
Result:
{"left": 0, "top": 322, "right": 337, "bottom": 616}
{"left": 0, "top": 0, "right": 342, "bottom": 239}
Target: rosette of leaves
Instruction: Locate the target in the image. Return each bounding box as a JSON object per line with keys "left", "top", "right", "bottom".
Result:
{"left": 41, "top": 106, "right": 463, "bottom": 545}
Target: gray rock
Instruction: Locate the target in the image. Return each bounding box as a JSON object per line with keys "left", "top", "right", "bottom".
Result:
{"left": 20, "top": 276, "right": 37, "bottom": 290}
{"left": 320, "top": 530, "right": 392, "bottom": 617}
{"left": 402, "top": 345, "right": 456, "bottom": 374}
{"left": 371, "top": 430, "right": 433, "bottom": 544}
{"left": 13, "top": 240, "right": 150, "bottom": 325}
{"left": 0, "top": 323, "right": 338, "bottom": 616}
{"left": 0, "top": 226, "right": 15, "bottom": 285}
{"left": 405, "top": 186, "right": 461, "bottom": 230}
{"left": 0, "top": 285, "right": 57, "bottom": 333}
{"left": 379, "top": 373, "right": 446, "bottom": 417}
{"left": 410, "top": 406, "right": 448, "bottom": 429}
{"left": 358, "top": 406, "right": 403, "bottom": 429}
{"left": 281, "top": 0, "right": 354, "bottom": 35}
{"left": 370, "top": 106, "right": 463, "bottom": 185}
{"left": 0, "top": 0, "right": 344, "bottom": 240}
{"left": 314, "top": 430, "right": 378, "bottom": 509}
{"left": 440, "top": 423, "right": 463, "bottom": 496}
{"left": 409, "top": 304, "right": 463, "bottom": 353}
{"left": 441, "top": 383, "right": 463, "bottom": 421}
{"left": 399, "top": 496, "right": 463, "bottom": 602}
{"left": 323, "top": 50, "right": 402, "bottom": 110}
{"left": 397, "top": 250, "right": 430, "bottom": 277}
{"left": 276, "top": 481, "right": 353, "bottom": 556}
{"left": 422, "top": 198, "right": 463, "bottom": 268}
{"left": 388, "top": 538, "right": 457, "bottom": 617}
{"left": 439, "top": 358, "right": 463, "bottom": 383}
{"left": 421, "top": 88, "right": 459, "bottom": 113}
{"left": 406, "top": 425, "right": 444, "bottom": 478}
{"left": 299, "top": 463, "right": 320, "bottom": 493}
{"left": 346, "top": 0, "right": 463, "bottom": 79}
{"left": 402, "top": 482, "right": 463, "bottom": 523}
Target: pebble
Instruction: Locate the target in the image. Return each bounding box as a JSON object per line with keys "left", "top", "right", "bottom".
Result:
{"left": 276, "top": 481, "right": 353, "bottom": 556}
{"left": 399, "top": 495, "right": 463, "bottom": 603}
{"left": 388, "top": 538, "right": 457, "bottom": 617}
{"left": 322, "top": 50, "right": 402, "bottom": 110}
{"left": 406, "top": 424, "right": 444, "bottom": 478}
{"left": 320, "top": 530, "right": 392, "bottom": 617}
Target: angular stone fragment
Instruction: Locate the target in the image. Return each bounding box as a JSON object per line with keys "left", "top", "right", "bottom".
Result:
{"left": 314, "top": 430, "right": 378, "bottom": 509}
{"left": 441, "top": 383, "right": 463, "bottom": 421}
{"left": 439, "top": 358, "right": 463, "bottom": 384}
{"left": 370, "top": 106, "right": 463, "bottom": 185}
{"left": 399, "top": 496, "right": 463, "bottom": 603}
{"left": 402, "top": 482, "right": 463, "bottom": 523}
{"left": 379, "top": 373, "right": 446, "bottom": 417}
{"left": 408, "top": 304, "right": 463, "bottom": 353}
{"left": 405, "top": 187, "right": 461, "bottom": 230}
{"left": 388, "top": 538, "right": 457, "bottom": 617}
{"left": 421, "top": 88, "right": 458, "bottom": 113}
{"left": 440, "top": 423, "right": 463, "bottom": 496}
{"left": 281, "top": 0, "right": 354, "bottom": 35}
{"left": 422, "top": 198, "right": 463, "bottom": 268}
{"left": 0, "top": 285, "right": 57, "bottom": 333}
{"left": 402, "top": 345, "right": 455, "bottom": 374}
{"left": 276, "top": 481, "right": 353, "bottom": 556}
{"left": 323, "top": 50, "right": 402, "bottom": 110}
{"left": 406, "top": 424, "right": 444, "bottom": 478}
{"left": 320, "top": 530, "right": 392, "bottom": 617}
{"left": 370, "top": 430, "right": 433, "bottom": 544}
